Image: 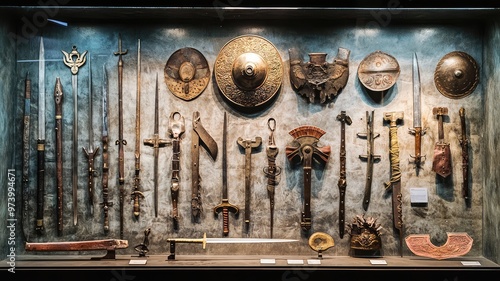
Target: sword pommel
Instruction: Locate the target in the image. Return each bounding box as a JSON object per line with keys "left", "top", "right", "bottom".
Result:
{"left": 384, "top": 111, "right": 404, "bottom": 126}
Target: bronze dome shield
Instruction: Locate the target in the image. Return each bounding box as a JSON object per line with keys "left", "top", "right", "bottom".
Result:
{"left": 214, "top": 35, "right": 283, "bottom": 110}
{"left": 358, "top": 50, "right": 400, "bottom": 92}
{"left": 434, "top": 51, "right": 479, "bottom": 99}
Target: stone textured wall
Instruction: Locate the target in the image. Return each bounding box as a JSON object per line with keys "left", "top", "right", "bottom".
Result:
{"left": 9, "top": 18, "right": 491, "bottom": 258}
{"left": 483, "top": 19, "right": 500, "bottom": 264}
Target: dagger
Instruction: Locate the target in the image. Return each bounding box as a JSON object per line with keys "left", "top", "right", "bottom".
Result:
{"left": 166, "top": 232, "right": 298, "bottom": 260}
{"left": 100, "top": 64, "right": 113, "bottom": 232}
{"left": 409, "top": 53, "right": 426, "bottom": 175}
{"left": 62, "top": 45, "right": 88, "bottom": 226}
{"left": 82, "top": 54, "right": 99, "bottom": 215}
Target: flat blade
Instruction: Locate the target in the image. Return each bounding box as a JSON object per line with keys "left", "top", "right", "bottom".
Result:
{"left": 206, "top": 237, "right": 298, "bottom": 244}
{"left": 102, "top": 65, "right": 108, "bottom": 137}
{"left": 193, "top": 111, "right": 218, "bottom": 160}
{"left": 412, "top": 53, "right": 421, "bottom": 128}
{"left": 72, "top": 74, "right": 78, "bottom": 226}
{"left": 38, "top": 36, "right": 45, "bottom": 140}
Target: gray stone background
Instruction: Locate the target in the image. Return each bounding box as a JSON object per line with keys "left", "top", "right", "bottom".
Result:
{"left": 2, "top": 11, "right": 498, "bottom": 261}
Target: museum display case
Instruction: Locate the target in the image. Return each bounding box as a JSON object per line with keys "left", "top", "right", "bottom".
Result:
{"left": 1, "top": 1, "right": 500, "bottom": 279}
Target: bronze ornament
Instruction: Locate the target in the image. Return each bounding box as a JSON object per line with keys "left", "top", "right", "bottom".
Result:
{"left": 165, "top": 47, "right": 210, "bottom": 101}
{"left": 308, "top": 232, "right": 335, "bottom": 259}
{"left": 358, "top": 50, "right": 400, "bottom": 92}
{"left": 214, "top": 34, "right": 283, "bottom": 109}
{"left": 405, "top": 232, "right": 473, "bottom": 260}
{"left": 434, "top": 51, "right": 479, "bottom": 99}
{"left": 347, "top": 214, "right": 383, "bottom": 256}
{"left": 289, "top": 47, "right": 350, "bottom": 103}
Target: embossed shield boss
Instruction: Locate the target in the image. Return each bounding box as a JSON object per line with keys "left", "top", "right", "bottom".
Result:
{"left": 164, "top": 47, "right": 210, "bottom": 101}
{"left": 358, "top": 50, "right": 400, "bottom": 92}
{"left": 214, "top": 35, "right": 283, "bottom": 108}
{"left": 434, "top": 51, "right": 479, "bottom": 99}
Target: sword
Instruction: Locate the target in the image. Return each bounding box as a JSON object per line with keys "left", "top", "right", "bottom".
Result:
{"left": 35, "top": 36, "right": 46, "bottom": 236}
{"left": 409, "top": 53, "right": 426, "bottom": 175}
{"left": 383, "top": 111, "right": 404, "bottom": 257}
{"left": 144, "top": 74, "right": 171, "bottom": 217}
{"left": 459, "top": 107, "right": 470, "bottom": 203}
{"left": 168, "top": 111, "right": 185, "bottom": 229}
{"left": 82, "top": 54, "right": 99, "bottom": 215}
{"left": 62, "top": 45, "right": 88, "bottom": 226}
{"left": 54, "top": 77, "right": 64, "bottom": 236}
{"left": 131, "top": 39, "right": 145, "bottom": 218}
{"left": 357, "top": 110, "right": 380, "bottom": 211}
{"left": 336, "top": 110, "right": 351, "bottom": 239}
{"left": 166, "top": 233, "right": 298, "bottom": 260}
{"left": 100, "top": 64, "right": 113, "bottom": 232}
{"left": 191, "top": 111, "right": 218, "bottom": 221}
{"left": 114, "top": 34, "right": 128, "bottom": 239}
{"left": 263, "top": 118, "right": 281, "bottom": 238}
{"left": 214, "top": 112, "right": 239, "bottom": 236}
{"left": 22, "top": 72, "right": 32, "bottom": 241}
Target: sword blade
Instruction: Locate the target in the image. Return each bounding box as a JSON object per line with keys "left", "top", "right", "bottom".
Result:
{"left": 412, "top": 53, "right": 421, "bottom": 128}
{"left": 72, "top": 73, "right": 79, "bottom": 226}
{"left": 205, "top": 238, "right": 298, "bottom": 244}
{"left": 38, "top": 37, "right": 45, "bottom": 140}
{"left": 36, "top": 36, "right": 46, "bottom": 236}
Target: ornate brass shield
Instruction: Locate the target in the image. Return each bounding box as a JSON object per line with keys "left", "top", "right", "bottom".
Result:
{"left": 164, "top": 47, "right": 210, "bottom": 101}
{"left": 358, "top": 50, "right": 400, "bottom": 92}
{"left": 214, "top": 35, "right": 283, "bottom": 109}
{"left": 434, "top": 51, "right": 479, "bottom": 99}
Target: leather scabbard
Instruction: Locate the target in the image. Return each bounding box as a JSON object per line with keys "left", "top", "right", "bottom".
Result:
{"left": 54, "top": 78, "right": 63, "bottom": 236}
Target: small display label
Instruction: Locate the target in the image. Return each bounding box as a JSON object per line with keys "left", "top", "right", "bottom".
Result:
{"left": 307, "top": 259, "right": 321, "bottom": 265}
{"left": 287, "top": 259, "right": 304, "bottom": 265}
{"left": 370, "top": 259, "right": 388, "bottom": 265}
{"left": 129, "top": 259, "right": 148, "bottom": 265}
{"left": 260, "top": 259, "right": 276, "bottom": 264}
{"left": 410, "top": 187, "right": 428, "bottom": 204}
{"left": 461, "top": 261, "right": 481, "bottom": 266}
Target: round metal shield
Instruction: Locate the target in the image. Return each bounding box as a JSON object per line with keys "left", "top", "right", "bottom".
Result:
{"left": 214, "top": 35, "right": 283, "bottom": 109}
{"left": 434, "top": 51, "right": 479, "bottom": 99}
{"left": 164, "top": 47, "right": 210, "bottom": 101}
{"left": 357, "top": 50, "right": 400, "bottom": 92}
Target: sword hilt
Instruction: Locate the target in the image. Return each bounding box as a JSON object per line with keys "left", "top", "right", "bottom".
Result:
{"left": 214, "top": 201, "right": 239, "bottom": 236}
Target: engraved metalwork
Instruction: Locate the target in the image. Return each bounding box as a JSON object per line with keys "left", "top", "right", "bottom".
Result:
{"left": 134, "top": 228, "right": 151, "bottom": 257}
{"left": 405, "top": 232, "right": 473, "bottom": 260}
{"left": 100, "top": 65, "right": 113, "bottom": 232}
{"left": 336, "top": 111, "right": 351, "bottom": 239}
{"left": 358, "top": 50, "right": 400, "bottom": 92}
{"left": 25, "top": 239, "right": 129, "bottom": 260}
{"left": 434, "top": 51, "right": 479, "bottom": 99}
{"left": 432, "top": 107, "right": 452, "bottom": 178}
{"left": 263, "top": 118, "right": 281, "bottom": 238}
{"left": 168, "top": 111, "right": 185, "bottom": 229}
{"left": 347, "top": 215, "right": 383, "bottom": 255}
{"left": 165, "top": 47, "right": 210, "bottom": 101}
{"left": 285, "top": 126, "right": 331, "bottom": 231}
{"left": 214, "top": 35, "right": 283, "bottom": 109}
{"left": 289, "top": 47, "right": 350, "bottom": 103}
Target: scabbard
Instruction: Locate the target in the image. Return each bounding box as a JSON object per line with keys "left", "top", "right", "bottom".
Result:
{"left": 54, "top": 77, "right": 64, "bottom": 236}
{"left": 101, "top": 135, "right": 111, "bottom": 232}
{"left": 36, "top": 139, "right": 45, "bottom": 234}
{"left": 301, "top": 148, "right": 313, "bottom": 231}
{"left": 171, "top": 138, "right": 181, "bottom": 228}
{"left": 22, "top": 75, "right": 32, "bottom": 239}
{"left": 459, "top": 108, "right": 469, "bottom": 200}
{"left": 25, "top": 239, "right": 129, "bottom": 252}
{"left": 191, "top": 132, "right": 201, "bottom": 219}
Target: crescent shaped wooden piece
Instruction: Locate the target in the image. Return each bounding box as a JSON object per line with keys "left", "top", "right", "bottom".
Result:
{"left": 405, "top": 232, "right": 473, "bottom": 260}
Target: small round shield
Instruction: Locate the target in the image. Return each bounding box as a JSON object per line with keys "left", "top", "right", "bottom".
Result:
{"left": 434, "top": 51, "right": 479, "bottom": 99}
{"left": 358, "top": 50, "right": 400, "bottom": 92}
{"left": 164, "top": 47, "right": 210, "bottom": 101}
{"left": 214, "top": 35, "right": 283, "bottom": 110}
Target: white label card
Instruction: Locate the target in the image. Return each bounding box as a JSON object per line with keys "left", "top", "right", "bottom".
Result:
{"left": 461, "top": 261, "right": 481, "bottom": 266}
{"left": 129, "top": 259, "right": 148, "bottom": 265}
{"left": 307, "top": 259, "right": 321, "bottom": 265}
{"left": 410, "top": 187, "right": 428, "bottom": 204}
{"left": 370, "top": 259, "right": 388, "bottom": 265}
{"left": 260, "top": 259, "right": 276, "bottom": 264}
{"left": 287, "top": 259, "right": 304, "bottom": 265}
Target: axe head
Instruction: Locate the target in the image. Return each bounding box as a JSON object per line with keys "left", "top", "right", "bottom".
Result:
{"left": 237, "top": 137, "right": 262, "bottom": 149}
{"left": 432, "top": 107, "right": 448, "bottom": 116}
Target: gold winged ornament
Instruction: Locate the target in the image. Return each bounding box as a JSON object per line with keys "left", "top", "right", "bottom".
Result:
{"left": 289, "top": 48, "right": 350, "bottom": 103}
{"left": 62, "top": 46, "right": 88, "bottom": 75}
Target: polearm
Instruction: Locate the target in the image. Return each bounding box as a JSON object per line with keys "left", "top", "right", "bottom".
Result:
{"left": 82, "top": 54, "right": 99, "bottom": 215}
{"left": 100, "top": 64, "right": 113, "bottom": 232}
{"left": 144, "top": 74, "right": 171, "bottom": 217}
{"left": 132, "top": 39, "right": 144, "bottom": 217}
{"left": 22, "top": 72, "right": 32, "bottom": 241}
{"left": 114, "top": 34, "right": 128, "bottom": 239}
{"left": 54, "top": 77, "right": 64, "bottom": 236}
{"left": 62, "top": 45, "right": 88, "bottom": 226}
{"left": 35, "top": 36, "right": 46, "bottom": 235}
